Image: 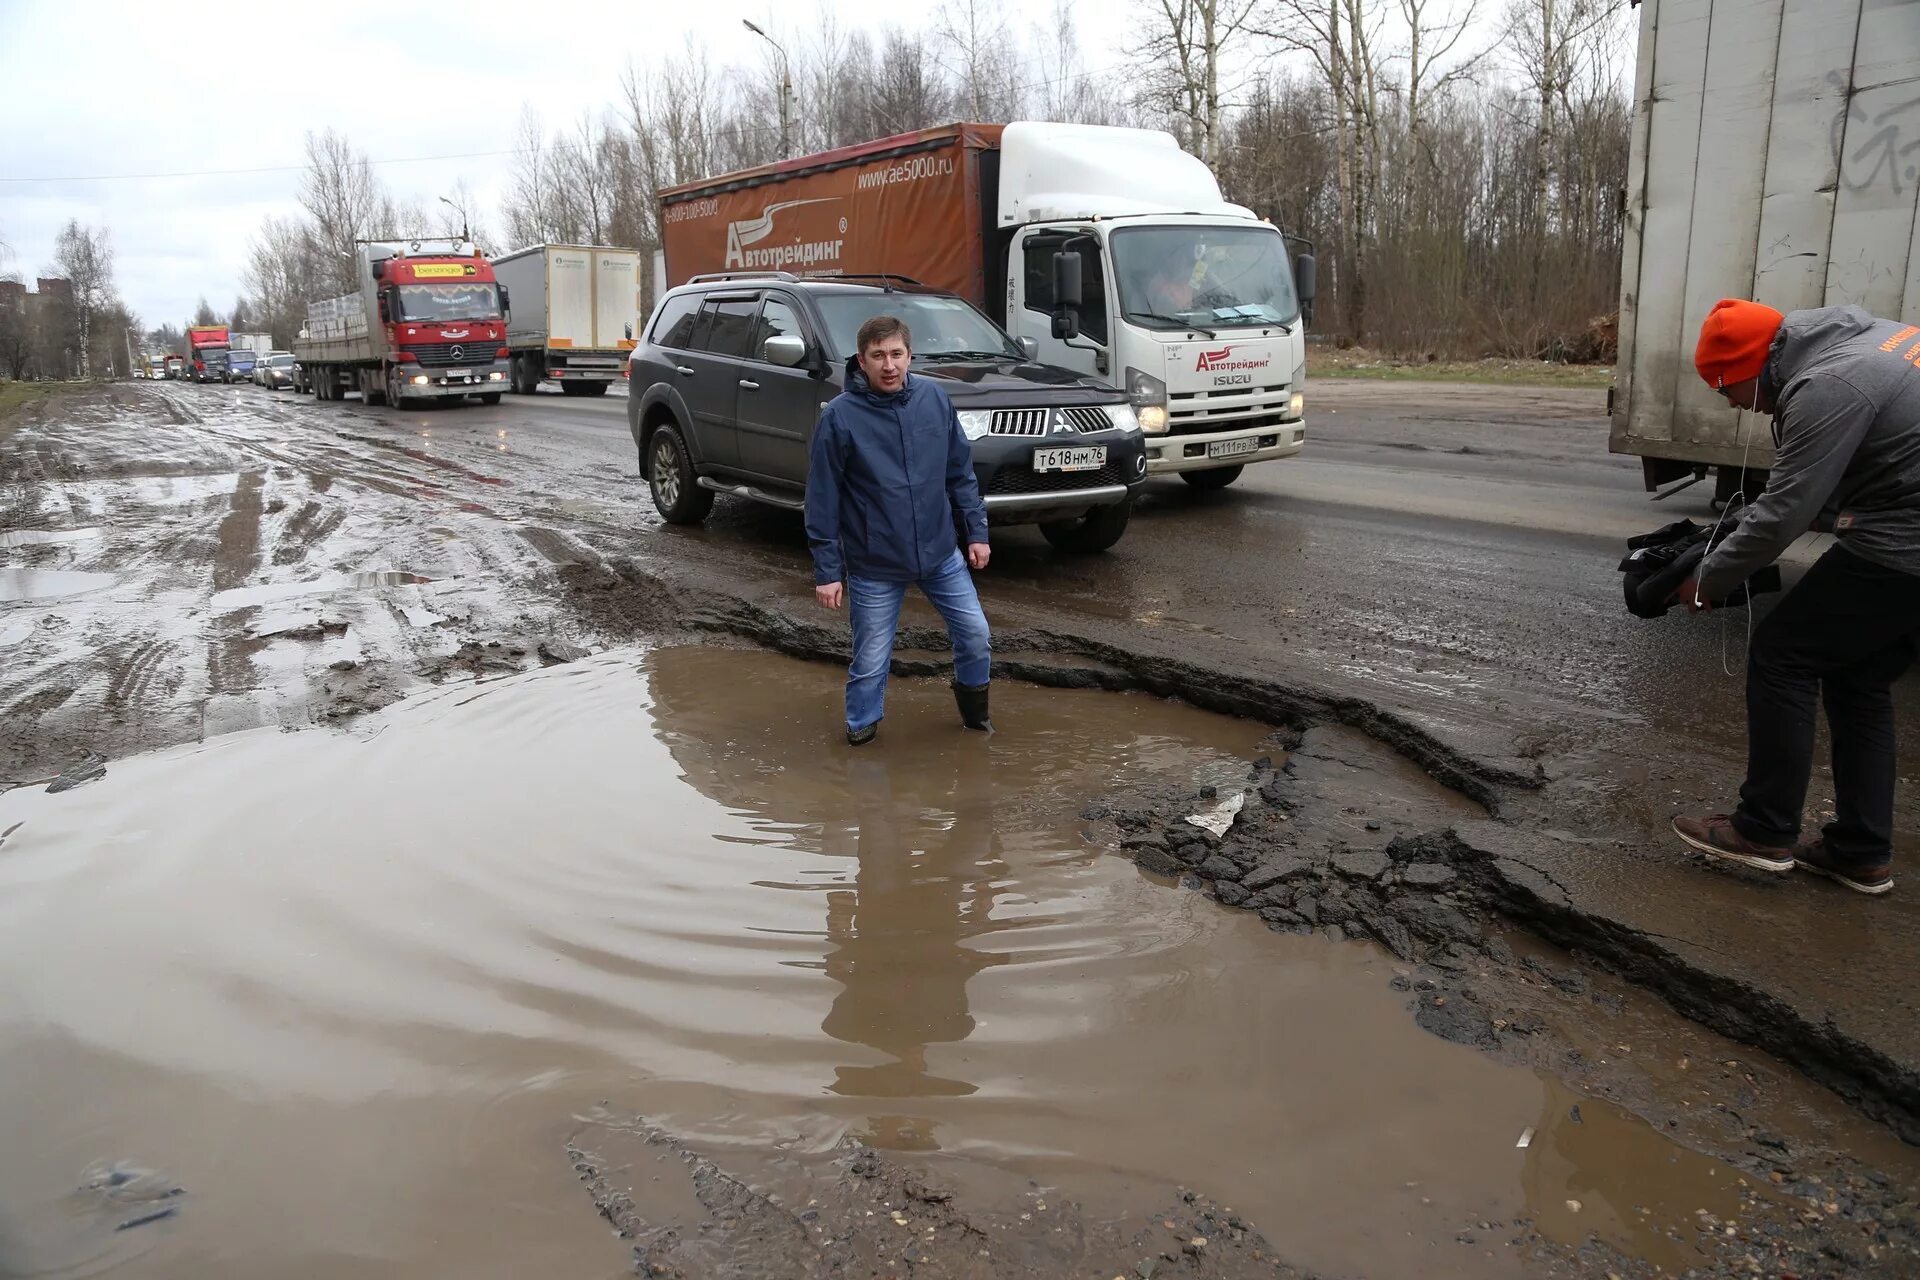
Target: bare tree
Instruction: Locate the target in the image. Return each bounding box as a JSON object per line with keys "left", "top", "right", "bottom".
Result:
{"left": 52, "top": 220, "right": 115, "bottom": 378}
{"left": 936, "top": 0, "right": 1022, "bottom": 120}
{"left": 298, "top": 129, "right": 388, "bottom": 295}
{"left": 191, "top": 297, "right": 220, "bottom": 327}
{"left": 1132, "top": 0, "right": 1261, "bottom": 167}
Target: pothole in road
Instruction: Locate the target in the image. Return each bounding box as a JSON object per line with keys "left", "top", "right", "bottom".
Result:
{"left": 0, "top": 568, "right": 118, "bottom": 602}
{"left": 0, "top": 647, "right": 1798, "bottom": 1277}
{"left": 0, "top": 528, "right": 102, "bottom": 549}
{"left": 208, "top": 571, "right": 436, "bottom": 613}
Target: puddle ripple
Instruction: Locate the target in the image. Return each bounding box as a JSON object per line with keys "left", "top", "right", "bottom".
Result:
{"left": 0, "top": 647, "right": 1756, "bottom": 1278}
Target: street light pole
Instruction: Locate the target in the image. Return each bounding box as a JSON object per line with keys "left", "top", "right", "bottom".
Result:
{"left": 438, "top": 194, "right": 471, "bottom": 243}
{"left": 743, "top": 19, "right": 792, "bottom": 158}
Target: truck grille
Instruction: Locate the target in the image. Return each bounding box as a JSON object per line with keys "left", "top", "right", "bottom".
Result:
{"left": 988, "top": 407, "right": 1116, "bottom": 436}
{"left": 409, "top": 342, "right": 493, "bottom": 368}
{"left": 1167, "top": 385, "right": 1292, "bottom": 435}
{"left": 985, "top": 460, "right": 1125, "bottom": 496}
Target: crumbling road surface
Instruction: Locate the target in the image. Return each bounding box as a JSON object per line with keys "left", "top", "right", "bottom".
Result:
{"left": 5, "top": 378, "right": 1920, "bottom": 1277}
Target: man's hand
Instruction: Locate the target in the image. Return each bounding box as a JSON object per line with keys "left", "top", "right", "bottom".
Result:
{"left": 816, "top": 582, "right": 844, "bottom": 610}
{"left": 1677, "top": 578, "right": 1712, "bottom": 614}
{"left": 966, "top": 542, "right": 990, "bottom": 571}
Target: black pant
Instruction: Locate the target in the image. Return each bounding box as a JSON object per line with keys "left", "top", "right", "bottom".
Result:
{"left": 1733, "top": 545, "right": 1920, "bottom": 864}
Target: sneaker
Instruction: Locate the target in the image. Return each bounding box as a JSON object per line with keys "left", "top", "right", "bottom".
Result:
{"left": 1672, "top": 813, "right": 1795, "bottom": 873}
{"left": 1793, "top": 839, "right": 1894, "bottom": 896}
{"left": 847, "top": 721, "right": 879, "bottom": 747}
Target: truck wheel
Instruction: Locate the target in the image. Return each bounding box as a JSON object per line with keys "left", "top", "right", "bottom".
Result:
{"left": 361, "top": 369, "right": 387, "bottom": 406}
{"left": 386, "top": 369, "right": 411, "bottom": 409}
{"left": 1180, "top": 465, "right": 1243, "bottom": 491}
{"left": 559, "top": 381, "right": 586, "bottom": 397}
{"left": 647, "top": 425, "right": 714, "bottom": 524}
{"left": 478, "top": 392, "right": 502, "bottom": 405}
{"left": 583, "top": 382, "right": 609, "bottom": 397}
{"left": 1040, "top": 496, "right": 1132, "bottom": 553}
{"left": 511, "top": 356, "right": 537, "bottom": 395}
{"left": 316, "top": 367, "right": 333, "bottom": 401}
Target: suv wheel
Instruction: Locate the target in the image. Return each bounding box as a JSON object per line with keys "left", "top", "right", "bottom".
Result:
{"left": 647, "top": 425, "right": 714, "bottom": 524}
{"left": 1180, "top": 464, "right": 1243, "bottom": 491}
{"left": 1040, "top": 495, "right": 1131, "bottom": 553}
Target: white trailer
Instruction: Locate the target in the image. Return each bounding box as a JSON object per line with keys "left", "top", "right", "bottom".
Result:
{"left": 230, "top": 332, "right": 274, "bottom": 355}
{"left": 1612, "top": 0, "right": 1920, "bottom": 501}
{"left": 493, "top": 244, "right": 642, "bottom": 397}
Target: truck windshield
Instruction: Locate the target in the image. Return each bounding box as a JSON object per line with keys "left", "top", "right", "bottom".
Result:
{"left": 814, "top": 293, "right": 1020, "bottom": 361}
{"left": 396, "top": 283, "right": 503, "bottom": 323}
{"left": 1112, "top": 225, "right": 1300, "bottom": 330}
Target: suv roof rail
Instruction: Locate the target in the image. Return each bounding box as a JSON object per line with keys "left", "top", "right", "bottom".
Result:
{"left": 831, "top": 273, "right": 926, "bottom": 289}
{"left": 686, "top": 270, "right": 800, "bottom": 284}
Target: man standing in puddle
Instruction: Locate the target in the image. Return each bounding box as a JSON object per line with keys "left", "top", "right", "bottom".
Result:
{"left": 807, "top": 314, "right": 994, "bottom": 746}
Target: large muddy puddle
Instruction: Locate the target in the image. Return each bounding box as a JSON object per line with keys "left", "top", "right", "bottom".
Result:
{"left": 0, "top": 648, "right": 1768, "bottom": 1277}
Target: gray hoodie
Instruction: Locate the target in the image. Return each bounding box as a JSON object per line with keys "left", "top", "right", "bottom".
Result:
{"left": 1697, "top": 305, "right": 1920, "bottom": 598}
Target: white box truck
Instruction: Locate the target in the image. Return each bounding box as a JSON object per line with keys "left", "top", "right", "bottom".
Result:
{"left": 1612, "top": 0, "right": 1920, "bottom": 503}
{"left": 493, "top": 244, "right": 642, "bottom": 397}
{"left": 657, "top": 122, "right": 1315, "bottom": 489}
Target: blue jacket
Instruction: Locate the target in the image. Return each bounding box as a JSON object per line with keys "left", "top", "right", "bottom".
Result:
{"left": 805, "top": 361, "right": 989, "bottom": 585}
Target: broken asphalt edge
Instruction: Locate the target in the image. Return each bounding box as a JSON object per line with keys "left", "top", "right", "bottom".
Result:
{"left": 563, "top": 555, "right": 1920, "bottom": 1145}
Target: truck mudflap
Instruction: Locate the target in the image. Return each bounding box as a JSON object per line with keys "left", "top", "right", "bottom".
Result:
{"left": 1144, "top": 420, "right": 1305, "bottom": 473}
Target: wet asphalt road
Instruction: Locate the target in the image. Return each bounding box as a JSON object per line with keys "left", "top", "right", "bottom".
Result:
{"left": 429, "top": 378, "right": 1920, "bottom": 1099}
{"left": 14, "top": 377, "right": 1915, "bottom": 1118}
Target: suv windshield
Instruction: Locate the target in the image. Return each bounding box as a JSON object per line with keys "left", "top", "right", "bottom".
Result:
{"left": 396, "top": 282, "right": 503, "bottom": 323}
{"left": 814, "top": 293, "right": 1020, "bottom": 362}
{"left": 1112, "top": 225, "right": 1299, "bottom": 330}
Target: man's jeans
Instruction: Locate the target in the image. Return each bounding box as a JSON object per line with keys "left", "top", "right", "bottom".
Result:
{"left": 846, "top": 549, "right": 991, "bottom": 732}
{"left": 1734, "top": 544, "right": 1920, "bottom": 865}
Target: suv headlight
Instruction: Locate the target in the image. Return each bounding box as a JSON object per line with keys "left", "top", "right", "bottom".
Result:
{"left": 1287, "top": 390, "right": 1304, "bottom": 420}
{"left": 1105, "top": 403, "right": 1141, "bottom": 433}
{"left": 1125, "top": 366, "right": 1169, "bottom": 435}
{"left": 956, "top": 410, "right": 992, "bottom": 441}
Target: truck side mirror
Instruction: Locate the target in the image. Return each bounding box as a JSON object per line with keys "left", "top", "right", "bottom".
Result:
{"left": 498, "top": 285, "right": 511, "bottom": 318}
{"left": 1293, "top": 253, "right": 1317, "bottom": 304}
{"left": 377, "top": 292, "right": 390, "bottom": 323}
{"left": 1052, "top": 251, "right": 1084, "bottom": 308}
{"left": 1051, "top": 310, "right": 1080, "bottom": 342}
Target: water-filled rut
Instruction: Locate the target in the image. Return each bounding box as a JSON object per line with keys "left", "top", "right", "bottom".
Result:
{"left": 0, "top": 647, "right": 1771, "bottom": 1277}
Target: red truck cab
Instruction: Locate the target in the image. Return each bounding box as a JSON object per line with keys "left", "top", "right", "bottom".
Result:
{"left": 373, "top": 251, "right": 510, "bottom": 399}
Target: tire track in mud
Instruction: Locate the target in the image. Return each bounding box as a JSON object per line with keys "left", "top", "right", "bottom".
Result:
{"left": 273, "top": 500, "right": 347, "bottom": 566}
{"left": 213, "top": 470, "right": 265, "bottom": 591}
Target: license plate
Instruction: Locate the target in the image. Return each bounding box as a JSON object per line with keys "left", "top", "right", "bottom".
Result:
{"left": 1208, "top": 436, "right": 1260, "bottom": 459}
{"left": 1032, "top": 445, "right": 1107, "bottom": 472}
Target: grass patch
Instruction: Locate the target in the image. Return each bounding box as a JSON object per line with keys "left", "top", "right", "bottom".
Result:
{"left": 0, "top": 379, "right": 84, "bottom": 423}
{"left": 1308, "top": 348, "right": 1614, "bottom": 388}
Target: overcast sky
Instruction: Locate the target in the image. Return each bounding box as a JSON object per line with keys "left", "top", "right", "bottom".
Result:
{"left": 0, "top": 0, "right": 1144, "bottom": 330}
{"left": 0, "top": 0, "right": 1606, "bottom": 332}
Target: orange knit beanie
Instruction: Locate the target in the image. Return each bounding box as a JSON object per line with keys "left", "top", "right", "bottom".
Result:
{"left": 1694, "top": 298, "right": 1784, "bottom": 388}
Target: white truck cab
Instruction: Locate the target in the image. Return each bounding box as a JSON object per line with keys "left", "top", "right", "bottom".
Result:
{"left": 994, "top": 123, "right": 1312, "bottom": 486}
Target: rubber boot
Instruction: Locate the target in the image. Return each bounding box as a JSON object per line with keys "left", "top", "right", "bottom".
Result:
{"left": 847, "top": 720, "right": 880, "bottom": 747}
{"left": 952, "top": 680, "right": 993, "bottom": 732}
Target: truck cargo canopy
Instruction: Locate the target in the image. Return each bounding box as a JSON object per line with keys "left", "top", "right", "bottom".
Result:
{"left": 996, "top": 123, "right": 1255, "bottom": 226}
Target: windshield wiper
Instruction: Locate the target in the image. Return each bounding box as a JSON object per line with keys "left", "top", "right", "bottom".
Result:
{"left": 1126, "top": 311, "right": 1216, "bottom": 338}
{"left": 920, "top": 350, "right": 1015, "bottom": 362}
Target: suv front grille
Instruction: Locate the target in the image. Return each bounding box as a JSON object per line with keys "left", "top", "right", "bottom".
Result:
{"left": 985, "top": 460, "right": 1125, "bottom": 496}
{"left": 988, "top": 407, "right": 1116, "bottom": 436}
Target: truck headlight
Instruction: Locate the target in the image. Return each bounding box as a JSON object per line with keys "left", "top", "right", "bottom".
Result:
{"left": 1288, "top": 390, "right": 1304, "bottom": 419}
{"left": 1105, "top": 403, "right": 1142, "bottom": 433}
{"left": 1126, "top": 366, "right": 1170, "bottom": 435}
{"left": 956, "top": 410, "right": 992, "bottom": 440}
